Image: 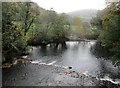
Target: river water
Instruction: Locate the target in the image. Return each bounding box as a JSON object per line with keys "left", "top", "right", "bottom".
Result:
{"left": 2, "top": 41, "right": 120, "bottom": 86}
{"left": 30, "top": 41, "right": 120, "bottom": 78}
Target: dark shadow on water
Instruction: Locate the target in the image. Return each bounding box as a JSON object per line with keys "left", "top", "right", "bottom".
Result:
{"left": 37, "top": 44, "right": 68, "bottom": 56}
{"left": 90, "top": 42, "right": 112, "bottom": 59}
{"left": 90, "top": 42, "right": 120, "bottom": 79}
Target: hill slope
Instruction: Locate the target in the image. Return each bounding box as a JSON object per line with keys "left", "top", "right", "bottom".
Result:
{"left": 68, "top": 9, "right": 98, "bottom": 22}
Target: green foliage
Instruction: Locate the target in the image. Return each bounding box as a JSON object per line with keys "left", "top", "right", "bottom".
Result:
{"left": 2, "top": 2, "right": 39, "bottom": 61}
{"left": 91, "top": 2, "right": 120, "bottom": 64}
{"left": 28, "top": 10, "right": 71, "bottom": 46}
{"left": 70, "top": 16, "right": 98, "bottom": 39}
{"left": 90, "top": 13, "right": 102, "bottom": 30}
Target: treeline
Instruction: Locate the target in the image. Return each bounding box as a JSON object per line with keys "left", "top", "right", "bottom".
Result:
{"left": 28, "top": 10, "right": 71, "bottom": 47}
{"left": 70, "top": 16, "right": 99, "bottom": 39}
{"left": 91, "top": 2, "right": 120, "bottom": 65}
{"left": 2, "top": 2, "right": 70, "bottom": 62}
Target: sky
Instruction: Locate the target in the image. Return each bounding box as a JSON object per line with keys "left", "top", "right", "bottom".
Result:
{"left": 32, "top": 0, "right": 106, "bottom": 13}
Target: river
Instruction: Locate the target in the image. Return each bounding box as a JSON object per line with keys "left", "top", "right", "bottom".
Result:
{"left": 2, "top": 41, "right": 120, "bottom": 86}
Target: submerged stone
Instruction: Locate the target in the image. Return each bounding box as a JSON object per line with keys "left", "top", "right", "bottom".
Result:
{"left": 68, "top": 66, "right": 72, "bottom": 69}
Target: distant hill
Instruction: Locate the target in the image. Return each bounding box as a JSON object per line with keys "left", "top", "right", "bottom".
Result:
{"left": 67, "top": 9, "right": 98, "bottom": 22}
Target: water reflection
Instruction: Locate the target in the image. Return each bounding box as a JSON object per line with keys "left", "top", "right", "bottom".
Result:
{"left": 29, "top": 41, "right": 120, "bottom": 79}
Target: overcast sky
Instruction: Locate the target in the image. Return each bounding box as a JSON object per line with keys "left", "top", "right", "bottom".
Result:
{"left": 32, "top": 0, "right": 106, "bottom": 13}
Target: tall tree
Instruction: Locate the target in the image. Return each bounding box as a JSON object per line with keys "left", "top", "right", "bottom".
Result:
{"left": 91, "top": 2, "right": 120, "bottom": 64}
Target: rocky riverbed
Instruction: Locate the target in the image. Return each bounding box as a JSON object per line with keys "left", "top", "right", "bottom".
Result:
{"left": 2, "top": 58, "right": 120, "bottom": 87}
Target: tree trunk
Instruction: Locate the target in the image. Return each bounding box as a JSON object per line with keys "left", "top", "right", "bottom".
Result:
{"left": 55, "top": 43, "right": 59, "bottom": 48}
{"left": 61, "top": 41, "right": 67, "bottom": 48}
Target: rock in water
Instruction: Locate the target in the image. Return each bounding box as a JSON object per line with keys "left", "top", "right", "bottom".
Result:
{"left": 68, "top": 66, "right": 72, "bottom": 69}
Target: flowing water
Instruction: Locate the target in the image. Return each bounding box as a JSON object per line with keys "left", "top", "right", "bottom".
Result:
{"left": 2, "top": 41, "right": 120, "bottom": 86}
{"left": 30, "top": 41, "right": 120, "bottom": 78}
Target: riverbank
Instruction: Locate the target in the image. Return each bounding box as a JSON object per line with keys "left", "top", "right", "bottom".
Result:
{"left": 2, "top": 56, "right": 31, "bottom": 69}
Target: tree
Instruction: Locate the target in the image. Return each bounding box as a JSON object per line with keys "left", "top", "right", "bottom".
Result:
{"left": 2, "top": 2, "right": 23, "bottom": 61}
{"left": 2, "top": 2, "right": 41, "bottom": 61}
{"left": 91, "top": 2, "right": 120, "bottom": 65}
{"left": 28, "top": 10, "right": 70, "bottom": 47}
{"left": 71, "top": 17, "right": 83, "bottom": 38}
